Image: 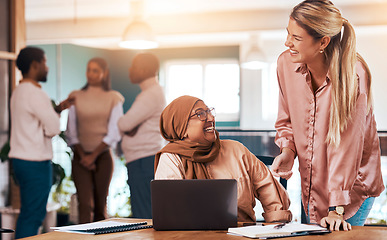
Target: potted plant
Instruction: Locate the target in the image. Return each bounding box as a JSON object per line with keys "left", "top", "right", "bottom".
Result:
{"left": 51, "top": 175, "right": 76, "bottom": 226}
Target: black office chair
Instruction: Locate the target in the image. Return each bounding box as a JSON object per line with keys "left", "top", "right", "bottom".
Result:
{"left": 255, "top": 155, "right": 287, "bottom": 189}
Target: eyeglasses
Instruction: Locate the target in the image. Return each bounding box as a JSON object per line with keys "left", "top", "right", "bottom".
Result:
{"left": 190, "top": 107, "right": 216, "bottom": 121}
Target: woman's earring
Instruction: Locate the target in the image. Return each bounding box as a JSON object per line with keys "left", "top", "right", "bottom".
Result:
{"left": 319, "top": 49, "right": 324, "bottom": 54}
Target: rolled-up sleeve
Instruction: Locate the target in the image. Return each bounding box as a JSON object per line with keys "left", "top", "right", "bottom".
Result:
{"left": 65, "top": 105, "right": 79, "bottom": 146}
{"left": 251, "top": 154, "right": 293, "bottom": 222}
{"left": 103, "top": 101, "right": 124, "bottom": 149}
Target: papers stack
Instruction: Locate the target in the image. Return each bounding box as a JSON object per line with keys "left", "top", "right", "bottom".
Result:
{"left": 228, "top": 222, "right": 330, "bottom": 239}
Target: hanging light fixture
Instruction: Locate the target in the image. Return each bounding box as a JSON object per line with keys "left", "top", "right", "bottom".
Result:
{"left": 241, "top": 34, "right": 267, "bottom": 70}
{"left": 119, "top": 0, "right": 158, "bottom": 49}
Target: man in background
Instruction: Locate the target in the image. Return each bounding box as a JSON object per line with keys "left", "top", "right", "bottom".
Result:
{"left": 118, "top": 53, "right": 166, "bottom": 218}
{"left": 9, "top": 47, "right": 72, "bottom": 238}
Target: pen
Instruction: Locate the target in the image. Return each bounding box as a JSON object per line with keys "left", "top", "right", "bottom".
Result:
{"left": 0, "top": 228, "right": 15, "bottom": 233}
{"left": 273, "top": 223, "right": 286, "bottom": 229}
{"left": 242, "top": 222, "right": 264, "bottom": 226}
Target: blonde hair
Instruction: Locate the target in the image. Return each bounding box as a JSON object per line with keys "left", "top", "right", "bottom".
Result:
{"left": 291, "top": 0, "right": 373, "bottom": 146}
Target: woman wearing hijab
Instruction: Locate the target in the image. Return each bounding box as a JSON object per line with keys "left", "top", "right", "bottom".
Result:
{"left": 155, "top": 95, "right": 292, "bottom": 223}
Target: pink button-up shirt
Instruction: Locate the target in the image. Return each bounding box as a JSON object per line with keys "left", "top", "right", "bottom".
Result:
{"left": 275, "top": 50, "right": 384, "bottom": 223}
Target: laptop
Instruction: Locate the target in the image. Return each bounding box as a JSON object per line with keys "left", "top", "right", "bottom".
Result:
{"left": 151, "top": 179, "right": 238, "bottom": 230}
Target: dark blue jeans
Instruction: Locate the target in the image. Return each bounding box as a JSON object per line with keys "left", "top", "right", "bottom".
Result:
{"left": 11, "top": 159, "right": 52, "bottom": 239}
{"left": 126, "top": 155, "right": 154, "bottom": 219}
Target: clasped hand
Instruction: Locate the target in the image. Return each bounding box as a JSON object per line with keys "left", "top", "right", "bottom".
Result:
{"left": 320, "top": 211, "right": 352, "bottom": 231}
{"left": 80, "top": 154, "right": 97, "bottom": 171}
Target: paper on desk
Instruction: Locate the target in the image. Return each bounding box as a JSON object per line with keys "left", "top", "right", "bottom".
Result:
{"left": 228, "top": 222, "right": 328, "bottom": 239}
{"left": 51, "top": 220, "right": 130, "bottom": 234}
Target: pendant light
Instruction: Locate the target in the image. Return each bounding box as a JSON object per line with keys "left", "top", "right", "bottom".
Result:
{"left": 241, "top": 34, "right": 267, "bottom": 70}
{"left": 119, "top": 0, "right": 158, "bottom": 49}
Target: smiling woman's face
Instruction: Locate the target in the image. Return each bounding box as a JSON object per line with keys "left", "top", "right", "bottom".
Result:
{"left": 184, "top": 100, "right": 216, "bottom": 144}
{"left": 284, "top": 17, "right": 322, "bottom": 65}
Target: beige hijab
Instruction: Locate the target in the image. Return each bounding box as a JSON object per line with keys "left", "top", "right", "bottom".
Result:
{"left": 155, "top": 95, "right": 220, "bottom": 179}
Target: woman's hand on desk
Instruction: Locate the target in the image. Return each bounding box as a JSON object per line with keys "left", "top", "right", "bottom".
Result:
{"left": 320, "top": 211, "right": 352, "bottom": 231}
{"left": 271, "top": 148, "right": 295, "bottom": 180}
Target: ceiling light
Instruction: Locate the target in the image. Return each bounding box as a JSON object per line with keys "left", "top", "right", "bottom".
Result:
{"left": 119, "top": 20, "right": 158, "bottom": 49}
{"left": 241, "top": 34, "right": 267, "bottom": 70}
{"left": 119, "top": 0, "right": 158, "bottom": 50}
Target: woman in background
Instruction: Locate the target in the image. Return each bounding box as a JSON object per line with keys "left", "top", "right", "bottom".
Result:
{"left": 66, "top": 57, "right": 124, "bottom": 223}
{"left": 155, "top": 95, "right": 292, "bottom": 223}
{"left": 271, "top": 0, "right": 384, "bottom": 231}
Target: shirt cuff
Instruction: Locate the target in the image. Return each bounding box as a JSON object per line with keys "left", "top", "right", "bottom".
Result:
{"left": 262, "top": 210, "right": 293, "bottom": 223}
{"left": 102, "top": 137, "right": 117, "bottom": 149}
{"left": 329, "top": 190, "right": 351, "bottom": 206}
{"left": 67, "top": 138, "right": 80, "bottom": 147}
{"left": 276, "top": 138, "right": 296, "bottom": 154}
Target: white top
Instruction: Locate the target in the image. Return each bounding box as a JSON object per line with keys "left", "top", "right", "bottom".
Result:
{"left": 118, "top": 79, "right": 166, "bottom": 163}
{"left": 65, "top": 102, "right": 123, "bottom": 149}
{"left": 9, "top": 80, "right": 60, "bottom": 161}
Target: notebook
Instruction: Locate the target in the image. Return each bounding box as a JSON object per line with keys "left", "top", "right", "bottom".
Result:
{"left": 151, "top": 179, "right": 238, "bottom": 230}
{"left": 51, "top": 220, "right": 152, "bottom": 235}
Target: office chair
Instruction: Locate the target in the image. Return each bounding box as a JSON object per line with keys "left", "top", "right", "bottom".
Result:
{"left": 255, "top": 155, "right": 287, "bottom": 189}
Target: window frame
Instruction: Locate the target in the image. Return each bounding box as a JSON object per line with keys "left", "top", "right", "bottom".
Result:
{"left": 161, "top": 58, "right": 241, "bottom": 122}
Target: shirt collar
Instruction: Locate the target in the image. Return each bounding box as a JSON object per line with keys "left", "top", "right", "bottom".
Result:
{"left": 294, "top": 63, "right": 331, "bottom": 84}
{"left": 295, "top": 63, "right": 308, "bottom": 74}
{"left": 139, "top": 76, "right": 158, "bottom": 91}
{"left": 19, "top": 78, "right": 42, "bottom": 88}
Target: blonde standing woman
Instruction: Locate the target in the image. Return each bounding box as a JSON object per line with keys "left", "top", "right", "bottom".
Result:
{"left": 271, "top": 0, "right": 384, "bottom": 231}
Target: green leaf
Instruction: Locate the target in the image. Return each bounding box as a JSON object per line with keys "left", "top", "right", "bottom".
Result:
{"left": 0, "top": 141, "right": 10, "bottom": 162}
{"left": 52, "top": 162, "right": 66, "bottom": 189}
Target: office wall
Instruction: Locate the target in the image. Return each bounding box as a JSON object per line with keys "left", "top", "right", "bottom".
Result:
{"left": 35, "top": 44, "right": 239, "bottom": 114}
{"left": 108, "top": 46, "right": 240, "bottom": 111}
{"left": 356, "top": 31, "right": 387, "bottom": 131}
{"left": 239, "top": 37, "right": 286, "bottom": 130}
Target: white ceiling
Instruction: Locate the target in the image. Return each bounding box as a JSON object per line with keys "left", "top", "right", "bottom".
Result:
{"left": 25, "top": 0, "right": 387, "bottom": 49}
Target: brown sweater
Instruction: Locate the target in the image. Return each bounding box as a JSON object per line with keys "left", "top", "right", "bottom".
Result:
{"left": 69, "top": 86, "right": 124, "bottom": 152}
